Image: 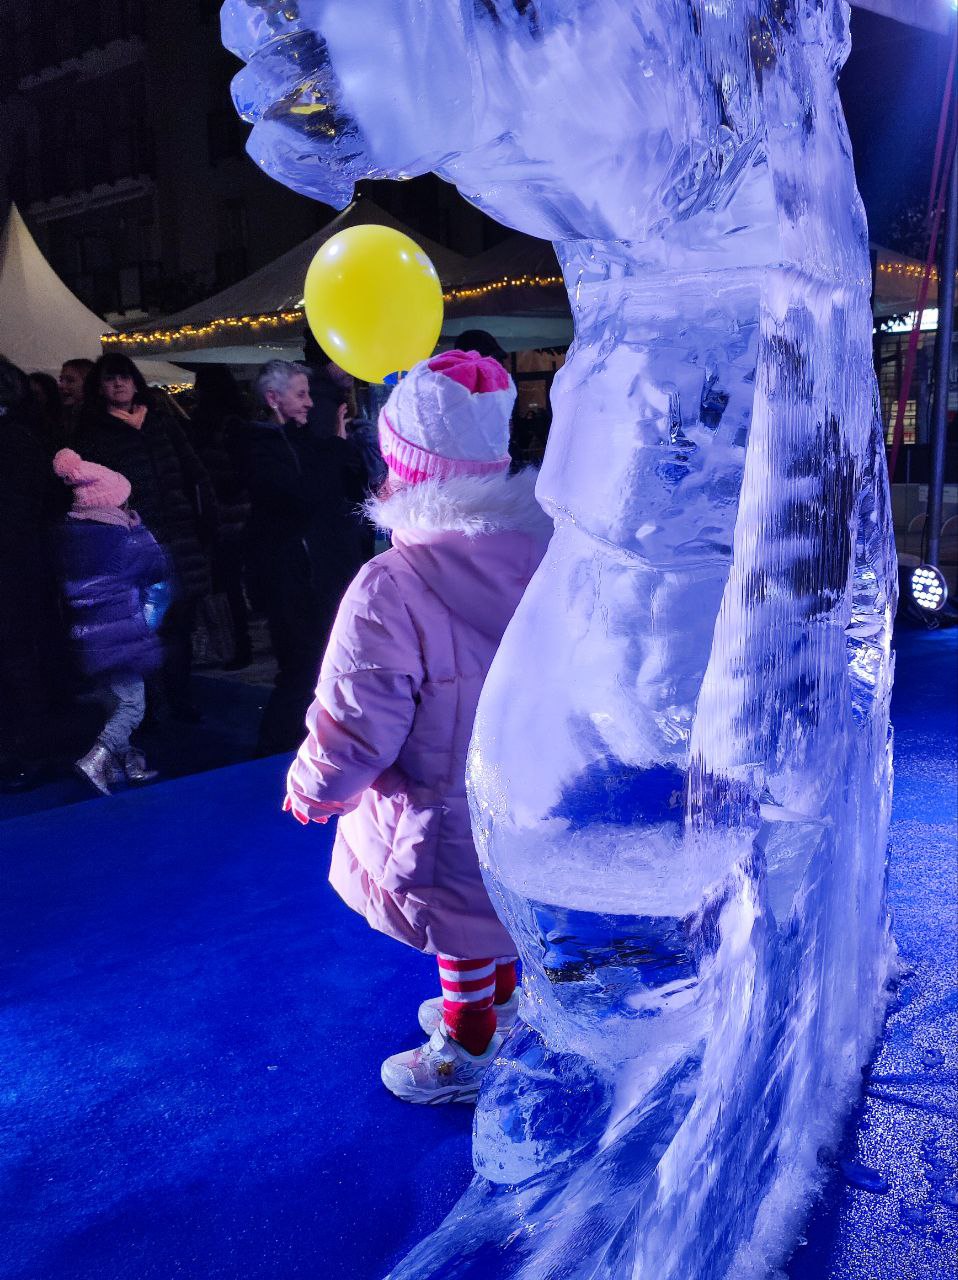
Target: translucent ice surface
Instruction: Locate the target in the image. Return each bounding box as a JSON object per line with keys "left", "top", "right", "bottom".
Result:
{"left": 222, "top": 2, "right": 897, "bottom": 1275}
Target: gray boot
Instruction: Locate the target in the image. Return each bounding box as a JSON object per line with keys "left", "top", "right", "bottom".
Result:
{"left": 122, "top": 748, "right": 158, "bottom": 784}
{"left": 74, "top": 743, "right": 117, "bottom": 796}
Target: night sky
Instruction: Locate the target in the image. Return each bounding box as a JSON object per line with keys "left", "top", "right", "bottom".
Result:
{"left": 840, "top": 6, "right": 952, "bottom": 248}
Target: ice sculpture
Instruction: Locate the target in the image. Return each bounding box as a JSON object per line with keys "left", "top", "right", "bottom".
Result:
{"left": 223, "top": 2, "right": 897, "bottom": 1274}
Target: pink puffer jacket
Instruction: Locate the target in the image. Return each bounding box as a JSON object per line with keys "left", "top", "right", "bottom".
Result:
{"left": 287, "top": 469, "right": 550, "bottom": 958}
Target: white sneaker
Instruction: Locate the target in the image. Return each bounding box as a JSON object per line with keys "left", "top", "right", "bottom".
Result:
{"left": 418, "top": 989, "right": 521, "bottom": 1037}
{"left": 380, "top": 1021, "right": 503, "bottom": 1105}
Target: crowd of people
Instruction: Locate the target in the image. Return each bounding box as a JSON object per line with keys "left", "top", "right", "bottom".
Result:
{"left": 0, "top": 328, "right": 544, "bottom": 800}
{"left": 0, "top": 340, "right": 387, "bottom": 794}
{"left": 2, "top": 330, "right": 559, "bottom": 1100}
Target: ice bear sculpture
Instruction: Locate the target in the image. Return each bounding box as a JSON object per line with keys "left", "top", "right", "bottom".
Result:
{"left": 224, "top": 3, "right": 897, "bottom": 1275}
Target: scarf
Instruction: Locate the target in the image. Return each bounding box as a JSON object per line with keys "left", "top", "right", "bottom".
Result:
{"left": 109, "top": 405, "right": 148, "bottom": 430}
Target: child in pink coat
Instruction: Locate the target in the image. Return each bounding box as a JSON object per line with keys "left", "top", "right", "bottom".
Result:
{"left": 285, "top": 349, "right": 550, "bottom": 1103}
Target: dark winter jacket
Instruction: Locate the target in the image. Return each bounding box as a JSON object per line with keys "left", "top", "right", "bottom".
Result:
{"left": 305, "top": 364, "right": 345, "bottom": 441}
{"left": 76, "top": 407, "right": 216, "bottom": 601}
{"left": 347, "top": 417, "right": 388, "bottom": 493}
{"left": 0, "top": 418, "right": 52, "bottom": 578}
{"left": 0, "top": 417, "right": 68, "bottom": 745}
{"left": 186, "top": 410, "right": 250, "bottom": 545}
{"left": 56, "top": 512, "right": 170, "bottom": 681}
{"left": 239, "top": 419, "right": 367, "bottom": 602}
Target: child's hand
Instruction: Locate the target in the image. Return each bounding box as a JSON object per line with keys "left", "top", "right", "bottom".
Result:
{"left": 283, "top": 795, "right": 329, "bottom": 825}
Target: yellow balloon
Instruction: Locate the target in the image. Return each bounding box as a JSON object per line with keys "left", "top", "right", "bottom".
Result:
{"left": 303, "top": 225, "right": 444, "bottom": 384}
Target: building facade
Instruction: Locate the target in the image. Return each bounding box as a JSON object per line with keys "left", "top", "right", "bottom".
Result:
{"left": 0, "top": 0, "right": 489, "bottom": 323}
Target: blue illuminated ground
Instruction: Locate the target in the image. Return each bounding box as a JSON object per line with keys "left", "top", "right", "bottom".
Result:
{"left": 787, "top": 627, "right": 958, "bottom": 1279}
{"left": 0, "top": 629, "right": 955, "bottom": 1279}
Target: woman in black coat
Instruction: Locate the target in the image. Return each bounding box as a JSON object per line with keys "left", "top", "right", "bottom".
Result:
{"left": 242, "top": 360, "right": 367, "bottom": 755}
{"left": 76, "top": 355, "right": 217, "bottom": 720}
{"left": 187, "top": 366, "right": 252, "bottom": 668}
{"left": 0, "top": 360, "right": 67, "bottom": 787}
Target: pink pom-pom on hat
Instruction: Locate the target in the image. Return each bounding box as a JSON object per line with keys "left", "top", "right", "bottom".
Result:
{"left": 53, "top": 448, "right": 131, "bottom": 510}
{"left": 378, "top": 349, "right": 515, "bottom": 486}
{"left": 425, "top": 349, "right": 512, "bottom": 394}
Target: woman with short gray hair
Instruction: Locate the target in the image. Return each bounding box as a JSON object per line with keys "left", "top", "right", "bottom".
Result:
{"left": 242, "top": 360, "right": 366, "bottom": 754}
{"left": 254, "top": 360, "right": 312, "bottom": 417}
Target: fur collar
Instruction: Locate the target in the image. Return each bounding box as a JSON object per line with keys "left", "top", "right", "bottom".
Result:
{"left": 67, "top": 507, "right": 140, "bottom": 530}
{"left": 365, "top": 467, "right": 551, "bottom": 537}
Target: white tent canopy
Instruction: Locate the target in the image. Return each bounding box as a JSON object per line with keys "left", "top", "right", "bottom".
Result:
{"left": 111, "top": 197, "right": 468, "bottom": 365}
{"left": 0, "top": 203, "right": 190, "bottom": 385}
{"left": 872, "top": 243, "right": 939, "bottom": 319}
{"left": 442, "top": 233, "right": 572, "bottom": 352}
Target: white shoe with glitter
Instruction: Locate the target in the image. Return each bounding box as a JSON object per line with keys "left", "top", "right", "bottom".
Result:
{"left": 417, "top": 989, "right": 521, "bottom": 1038}
{"left": 380, "top": 1021, "right": 503, "bottom": 1105}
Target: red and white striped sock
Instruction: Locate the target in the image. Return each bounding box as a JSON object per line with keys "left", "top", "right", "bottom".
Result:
{"left": 437, "top": 955, "right": 497, "bottom": 1056}
{"left": 494, "top": 956, "right": 518, "bottom": 1006}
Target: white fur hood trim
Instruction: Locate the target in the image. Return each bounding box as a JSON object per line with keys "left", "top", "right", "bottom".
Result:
{"left": 365, "top": 467, "right": 552, "bottom": 538}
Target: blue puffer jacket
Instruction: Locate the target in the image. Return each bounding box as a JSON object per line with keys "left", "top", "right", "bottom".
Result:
{"left": 56, "top": 514, "right": 170, "bottom": 681}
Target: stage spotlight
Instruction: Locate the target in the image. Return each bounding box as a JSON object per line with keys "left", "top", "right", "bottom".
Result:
{"left": 910, "top": 564, "right": 948, "bottom": 614}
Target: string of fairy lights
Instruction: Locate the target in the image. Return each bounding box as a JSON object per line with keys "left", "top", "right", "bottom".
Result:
{"left": 101, "top": 309, "right": 307, "bottom": 352}
{"left": 100, "top": 273, "right": 566, "bottom": 355}
{"left": 876, "top": 261, "right": 941, "bottom": 281}
{"left": 102, "top": 260, "right": 949, "bottom": 357}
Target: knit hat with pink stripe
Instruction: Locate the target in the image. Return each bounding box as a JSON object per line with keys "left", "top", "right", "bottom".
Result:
{"left": 378, "top": 349, "right": 514, "bottom": 486}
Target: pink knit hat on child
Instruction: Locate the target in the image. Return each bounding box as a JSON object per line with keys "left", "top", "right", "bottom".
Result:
{"left": 378, "top": 349, "right": 515, "bottom": 485}
{"left": 53, "top": 448, "right": 131, "bottom": 509}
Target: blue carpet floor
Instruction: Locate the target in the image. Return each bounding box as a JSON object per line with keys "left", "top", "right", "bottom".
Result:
{"left": 0, "top": 675, "right": 268, "bottom": 823}
{"left": 1, "top": 628, "right": 955, "bottom": 1279}
{"left": 787, "top": 626, "right": 958, "bottom": 1280}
